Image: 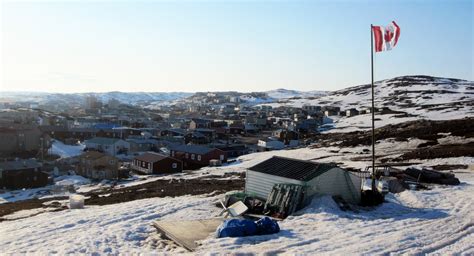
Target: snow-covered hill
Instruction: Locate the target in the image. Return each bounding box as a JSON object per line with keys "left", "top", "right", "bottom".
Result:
{"left": 6, "top": 76, "right": 470, "bottom": 111}
{"left": 263, "top": 76, "right": 473, "bottom": 116}
{"left": 265, "top": 88, "right": 328, "bottom": 99}
{"left": 1, "top": 88, "right": 328, "bottom": 107}
{"left": 0, "top": 91, "right": 193, "bottom": 106}
{"left": 259, "top": 76, "right": 473, "bottom": 132}
{"left": 88, "top": 91, "right": 193, "bottom": 104}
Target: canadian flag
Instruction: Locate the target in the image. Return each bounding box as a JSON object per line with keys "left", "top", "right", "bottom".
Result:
{"left": 372, "top": 21, "right": 400, "bottom": 52}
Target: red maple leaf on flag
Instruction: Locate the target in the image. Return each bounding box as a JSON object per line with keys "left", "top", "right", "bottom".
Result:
{"left": 384, "top": 29, "right": 394, "bottom": 43}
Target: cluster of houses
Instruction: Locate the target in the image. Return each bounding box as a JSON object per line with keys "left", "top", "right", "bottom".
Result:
{"left": 0, "top": 94, "right": 378, "bottom": 191}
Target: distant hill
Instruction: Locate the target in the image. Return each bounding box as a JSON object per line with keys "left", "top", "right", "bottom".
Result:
{"left": 2, "top": 76, "right": 472, "bottom": 117}
{"left": 265, "top": 88, "right": 328, "bottom": 99}
{"left": 0, "top": 88, "right": 329, "bottom": 107}
{"left": 0, "top": 91, "right": 194, "bottom": 106}
{"left": 257, "top": 75, "right": 474, "bottom": 131}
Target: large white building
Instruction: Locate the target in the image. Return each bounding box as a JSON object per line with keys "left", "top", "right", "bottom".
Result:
{"left": 245, "top": 156, "right": 361, "bottom": 204}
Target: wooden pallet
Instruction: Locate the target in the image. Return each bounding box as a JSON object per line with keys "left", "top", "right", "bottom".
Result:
{"left": 152, "top": 218, "right": 223, "bottom": 251}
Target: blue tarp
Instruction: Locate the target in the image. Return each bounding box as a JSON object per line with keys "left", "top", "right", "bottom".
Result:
{"left": 255, "top": 216, "right": 280, "bottom": 235}
{"left": 216, "top": 217, "right": 280, "bottom": 238}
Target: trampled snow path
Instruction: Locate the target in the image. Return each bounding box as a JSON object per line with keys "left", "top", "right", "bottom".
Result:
{"left": 1, "top": 172, "right": 473, "bottom": 254}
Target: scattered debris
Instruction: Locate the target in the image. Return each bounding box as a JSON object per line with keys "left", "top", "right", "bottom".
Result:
{"left": 431, "top": 164, "right": 469, "bottom": 171}
{"left": 404, "top": 167, "right": 460, "bottom": 185}
{"left": 360, "top": 189, "right": 384, "bottom": 206}
{"left": 69, "top": 194, "right": 85, "bottom": 209}
{"left": 264, "top": 184, "right": 305, "bottom": 219}
{"left": 219, "top": 200, "right": 248, "bottom": 218}
{"left": 379, "top": 176, "right": 405, "bottom": 193}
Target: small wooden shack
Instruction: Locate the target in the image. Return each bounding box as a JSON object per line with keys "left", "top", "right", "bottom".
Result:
{"left": 132, "top": 152, "right": 182, "bottom": 174}
{"left": 245, "top": 156, "right": 361, "bottom": 204}
{"left": 0, "top": 159, "right": 49, "bottom": 189}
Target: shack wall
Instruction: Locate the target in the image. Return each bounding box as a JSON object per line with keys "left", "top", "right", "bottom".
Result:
{"left": 245, "top": 170, "right": 304, "bottom": 199}
{"left": 305, "top": 168, "right": 361, "bottom": 204}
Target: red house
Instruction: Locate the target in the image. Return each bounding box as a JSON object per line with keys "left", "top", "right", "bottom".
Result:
{"left": 0, "top": 159, "right": 49, "bottom": 189}
{"left": 170, "top": 145, "right": 227, "bottom": 170}
{"left": 131, "top": 152, "right": 182, "bottom": 174}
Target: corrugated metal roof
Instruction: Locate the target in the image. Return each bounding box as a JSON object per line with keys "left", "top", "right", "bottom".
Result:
{"left": 248, "top": 156, "right": 336, "bottom": 182}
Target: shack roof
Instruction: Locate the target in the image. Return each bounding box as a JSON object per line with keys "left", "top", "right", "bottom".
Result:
{"left": 79, "top": 151, "right": 109, "bottom": 160}
{"left": 170, "top": 145, "right": 218, "bottom": 155}
{"left": 248, "top": 156, "right": 336, "bottom": 182}
{"left": 126, "top": 138, "right": 157, "bottom": 144}
{"left": 135, "top": 152, "right": 177, "bottom": 163}
{"left": 0, "top": 159, "right": 42, "bottom": 171}
{"left": 85, "top": 137, "right": 123, "bottom": 145}
{"left": 191, "top": 118, "right": 212, "bottom": 124}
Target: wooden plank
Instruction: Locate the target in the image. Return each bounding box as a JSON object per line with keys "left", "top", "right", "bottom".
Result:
{"left": 152, "top": 218, "right": 223, "bottom": 251}
{"left": 244, "top": 213, "right": 284, "bottom": 222}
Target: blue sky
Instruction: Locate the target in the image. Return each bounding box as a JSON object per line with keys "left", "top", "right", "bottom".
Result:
{"left": 1, "top": 0, "right": 472, "bottom": 93}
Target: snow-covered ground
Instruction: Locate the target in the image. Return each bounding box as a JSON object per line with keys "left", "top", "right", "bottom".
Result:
{"left": 54, "top": 175, "right": 91, "bottom": 186}
{"left": 0, "top": 186, "right": 52, "bottom": 204}
{"left": 50, "top": 139, "right": 85, "bottom": 158}
{"left": 1, "top": 167, "right": 472, "bottom": 254}
{"left": 200, "top": 171, "right": 474, "bottom": 255}
{"left": 1, "top": 136, "right": 473, "bottom": 254}
{"left": 0, "top": 175, "right": 91, "bottom": 204}
{"left": 321, "top": 113, "right": 419, "bottom": 133}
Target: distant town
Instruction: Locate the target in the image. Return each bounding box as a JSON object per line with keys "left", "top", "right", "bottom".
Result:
{"left": 0, "top": 89, "right": 377, "bottom": 188}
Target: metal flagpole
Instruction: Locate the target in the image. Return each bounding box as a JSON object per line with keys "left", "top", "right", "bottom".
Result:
{"left": 370, "top": 24, "right": 376, "bottom": 191}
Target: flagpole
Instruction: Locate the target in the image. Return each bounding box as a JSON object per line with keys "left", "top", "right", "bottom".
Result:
{"left": 370, "top": 24, "right": 376, "bottom": 191}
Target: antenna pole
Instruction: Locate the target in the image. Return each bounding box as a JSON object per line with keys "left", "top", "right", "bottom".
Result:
{"left": 371, "top": 24, "right": 376, "bottom": 191}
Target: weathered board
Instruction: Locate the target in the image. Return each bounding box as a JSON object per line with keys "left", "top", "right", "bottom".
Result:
{"left": 152, "top": 218, "right": 223, "bottom": 251}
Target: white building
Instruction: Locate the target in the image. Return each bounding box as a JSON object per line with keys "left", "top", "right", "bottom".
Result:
{"left": 257, "top": 138, "right": 285, "bottom": 151}
{"left": 84, "top": 137, "right": 130, "bottom": 156}
{"left": 245, "top": 156, "right": 361, "bottom": 204}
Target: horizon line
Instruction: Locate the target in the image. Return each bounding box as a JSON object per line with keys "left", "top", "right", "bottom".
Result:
{"left": 1, "top": 74, "right": 471, "bottom": 94}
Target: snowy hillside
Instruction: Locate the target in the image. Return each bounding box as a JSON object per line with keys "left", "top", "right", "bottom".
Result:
{"left": 260, "top": 76, "right": 474, "bottom": 131}
{"left": 2, "top": 76, "right": 471, "bottom": 110}
{"left": 0, "top": 91, "right": 193, "bottom": 106}
{"left": 88, "top": 91, "right": 193, "bottom": 104}
{"left": 265, "top": 88, "right": 328, "bottom": 99}
{"left": 263, "top": 76, "right": 473, "bottom": 116}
